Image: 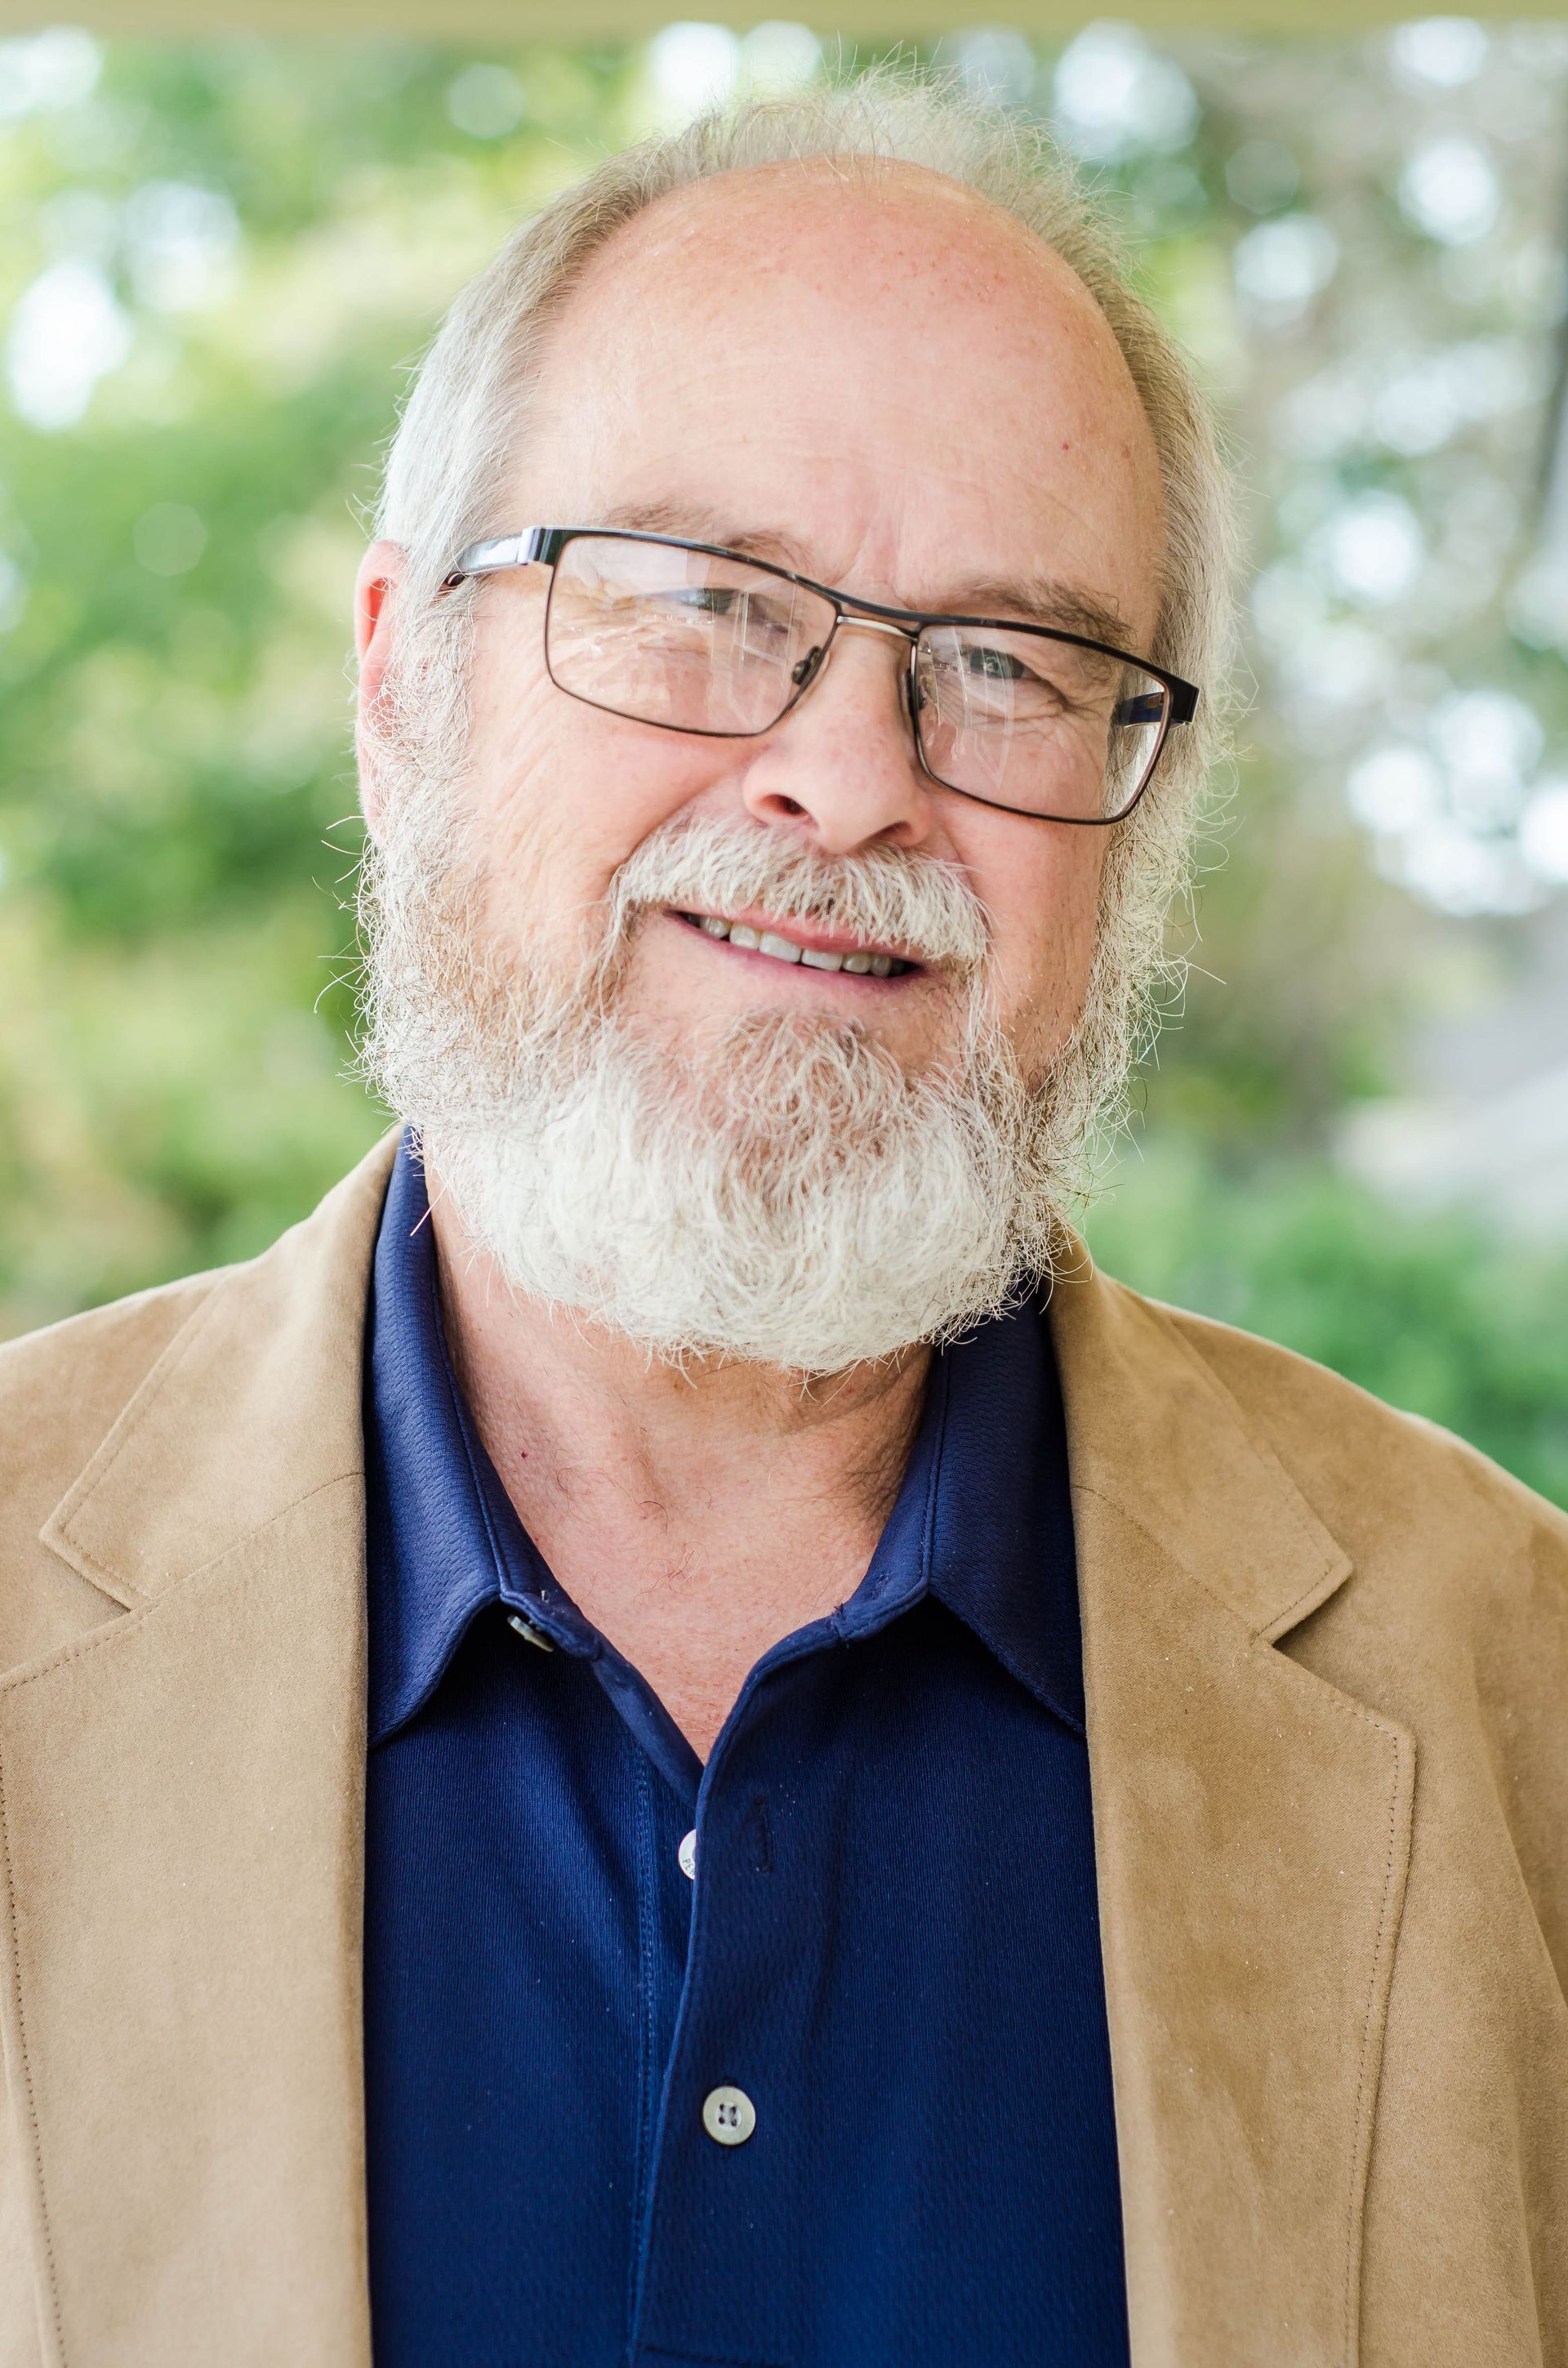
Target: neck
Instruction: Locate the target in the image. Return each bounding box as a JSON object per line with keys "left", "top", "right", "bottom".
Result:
{"left": 428, "top": 1180, "right": 932, "bottom": 1760}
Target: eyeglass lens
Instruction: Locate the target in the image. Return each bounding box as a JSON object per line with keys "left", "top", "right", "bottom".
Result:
{"left": 544, "top": 533, "right": 1169, "bottom": 822}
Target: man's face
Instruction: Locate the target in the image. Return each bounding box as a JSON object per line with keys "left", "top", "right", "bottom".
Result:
{"left": 390, "top": 159, "right": 1167, "bottom": 1095}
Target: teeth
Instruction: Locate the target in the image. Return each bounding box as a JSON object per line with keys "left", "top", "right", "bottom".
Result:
{"left": 684, "top": 912, "right": 907, "bottom": 976}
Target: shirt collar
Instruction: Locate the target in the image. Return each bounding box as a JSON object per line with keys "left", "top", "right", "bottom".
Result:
{"left": 365, "top": 1132, "right": 1085, "bottom": 1746}
{"left": 364, "top": 1135, "right": 559, "bottom": 1744}
{"left": 852, "top": 1273, "right": 1085, "bottom": 1735}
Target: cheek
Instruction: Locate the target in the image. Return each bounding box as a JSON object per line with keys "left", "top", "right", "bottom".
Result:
{"left": 972, "top": 823, "right": 1107, "bottom": 1069}
{"left": 461, "top": 643, "right": 727, "bottom": 957}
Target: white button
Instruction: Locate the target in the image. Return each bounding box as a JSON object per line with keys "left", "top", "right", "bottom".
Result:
{"left": 678, "top": 1829, "right": 697, "bottom": 1880}
{"left": 702, "top": 2085, "right": 755, "bottom": 2147}
{"left": 507, "top": 1611, "right": 555, "bottom": 1653}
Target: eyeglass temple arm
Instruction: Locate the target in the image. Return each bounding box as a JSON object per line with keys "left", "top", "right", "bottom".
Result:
{"left": 444, "top": 528, "right": 563, "bottom": 587}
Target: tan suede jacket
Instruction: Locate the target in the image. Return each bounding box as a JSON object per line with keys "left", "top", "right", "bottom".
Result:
{"left": 0, "top": 1135, "right": 1563, "bottom": 2367}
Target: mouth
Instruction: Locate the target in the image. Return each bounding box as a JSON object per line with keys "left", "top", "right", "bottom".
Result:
{"left": 672, "top": 908, "right": 920, "bottom": 979}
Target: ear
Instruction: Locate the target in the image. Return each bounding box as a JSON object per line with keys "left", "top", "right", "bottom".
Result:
{"left": 354, "top": 538, "right": 410, "bottom": 842}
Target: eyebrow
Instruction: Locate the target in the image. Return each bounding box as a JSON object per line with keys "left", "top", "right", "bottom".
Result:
{"left": 588, "top": 500, "right": 1140, "bottom": 652}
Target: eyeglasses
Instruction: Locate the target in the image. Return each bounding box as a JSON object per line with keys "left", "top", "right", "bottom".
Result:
{"left": 443, "top": 527, "right": 1200, "bottom": 826}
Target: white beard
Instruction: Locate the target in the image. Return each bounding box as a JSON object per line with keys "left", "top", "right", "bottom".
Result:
{"left": 360, "top": 800, "right": 1076, "bottom": 1375}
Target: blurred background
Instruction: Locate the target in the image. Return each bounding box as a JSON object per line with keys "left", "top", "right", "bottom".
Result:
{"left": 1, "top": 16, "right": 1566, "bottom": 1502}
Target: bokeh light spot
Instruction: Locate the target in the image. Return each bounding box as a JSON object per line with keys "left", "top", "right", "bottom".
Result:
{"left": 447, "top": 65, "right": 525, "bottom": 139}
{"left": 133, "top": 503, "right": 207, "bottom": 578}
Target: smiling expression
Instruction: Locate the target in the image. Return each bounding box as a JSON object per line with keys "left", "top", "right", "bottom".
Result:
{"left": 360, "top": 157, "right": 1168, "bottom": 1090}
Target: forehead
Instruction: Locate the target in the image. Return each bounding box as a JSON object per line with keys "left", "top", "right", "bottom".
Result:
{"left": 518, "top": 159, "right": 1166, "bottom": 639}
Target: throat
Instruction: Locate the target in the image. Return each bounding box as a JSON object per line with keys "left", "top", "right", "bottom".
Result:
{"left": 434, "top": 1213, "right": 933, "bottom": 1755}
{"left": 495, "top": 1410, "right": 922, "bottom": 1758}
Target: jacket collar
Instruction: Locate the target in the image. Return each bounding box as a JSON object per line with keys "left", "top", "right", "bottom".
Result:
{"left": 38, "top": 1141, "right": 390, "bottom": 1612}
{"left": 2, "top": 1145, "right": 1411, "bottom": 2368}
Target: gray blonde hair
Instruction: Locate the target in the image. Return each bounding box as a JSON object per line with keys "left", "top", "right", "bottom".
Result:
{"left": 368, "top": 65, "right": 1237, "bottom": 1157}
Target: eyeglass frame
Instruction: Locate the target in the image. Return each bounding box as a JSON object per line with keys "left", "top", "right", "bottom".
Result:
{"left": 443, "top": 524, "right": 1200, "bottom": 827}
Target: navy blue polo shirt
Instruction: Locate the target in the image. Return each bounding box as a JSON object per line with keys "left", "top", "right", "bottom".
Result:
{"left": 362, "top": 1135, "right": 1129, "bottom": 2368}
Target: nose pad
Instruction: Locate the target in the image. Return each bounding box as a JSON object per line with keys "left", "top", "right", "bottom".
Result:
{"left": 778, "top": 618, "right": 928, "bottom": 788}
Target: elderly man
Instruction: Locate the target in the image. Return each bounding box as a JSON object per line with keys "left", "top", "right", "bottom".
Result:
{"left": 0, "top": 74, "right": 1563, "bottom": 2368}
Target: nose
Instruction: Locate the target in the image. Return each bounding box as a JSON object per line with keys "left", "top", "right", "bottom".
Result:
{"left": 737, "top": 620, "right": 938, "bottom": 858}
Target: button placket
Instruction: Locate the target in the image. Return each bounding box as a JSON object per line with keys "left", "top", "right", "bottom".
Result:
{"left": 630, "top": 1721, "right": 798, "bottom": 2368}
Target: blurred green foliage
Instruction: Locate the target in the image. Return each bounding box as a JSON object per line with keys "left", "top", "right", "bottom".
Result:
{"left": 1089, "top": 1148, "right": 1568, "bottom": 1506}
{"left": 0, "top": 38, "right": 642, "bottom": 1326}
{"left": 0, "top": 29, "right": 1564, "bottom": 1505}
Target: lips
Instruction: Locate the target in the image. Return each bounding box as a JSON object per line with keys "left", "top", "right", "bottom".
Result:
{"left": 677, "top": 911, "right": 914, "bottom": 977}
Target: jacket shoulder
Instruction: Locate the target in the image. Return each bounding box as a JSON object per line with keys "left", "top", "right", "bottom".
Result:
{"left": 0, "top": 1270, "right": 227, "bottom": 1670}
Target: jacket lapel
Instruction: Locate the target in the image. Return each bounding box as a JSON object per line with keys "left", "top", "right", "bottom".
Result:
{"left": 1051, "top": 1255, "right": 1415, "bottom": 2368}
{"left": 0, "top": 1139, "right": 397, "bottom": 2368}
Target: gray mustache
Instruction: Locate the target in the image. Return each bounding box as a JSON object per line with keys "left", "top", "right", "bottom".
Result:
{"left": 607, "top": 810, "right": 991, "bottom": 974}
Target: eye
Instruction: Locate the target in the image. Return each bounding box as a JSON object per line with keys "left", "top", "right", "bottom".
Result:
{"left": 964, "top": 641, "right": 1030, "bottom": 683}
{"left": 657, "top": 586, "right": 738, "bottom": 618}
{"left": 955, "top": 639, "right": 1074, "bottom": 709}
{"left": 653, "top": 586, "right": 796, "bottom": 642}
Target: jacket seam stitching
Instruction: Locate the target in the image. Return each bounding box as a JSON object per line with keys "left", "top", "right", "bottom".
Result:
{"left": 2, "top": 1473, "right": 363, "bottom": 1697}
{"left": 1343, "top": 1727, "right": 1412, "bottom": 2366}
{"left": 1071, "top": 1475, "right": 1344, "bottom": 1643}
{"left": 1075, "top": 1477, "right": 1410, "bottom": 2368}
{"left": 43, "top": 1536, "right": 150, "bottom": 1607}
{"left": 1073, "top": 1479, "right": 1407, "bottom": 1748}
{"left": 43, "top": 1280, "right": 228, "bottom": 1566}
{"left": 0, "top": 1753, "right": 66, "bottom": 2364}
{"left": 0, "top": 1464, "right": 364, "bottom": 2361}
{"left": 1267, "top": 1563, "right": 1347, "bottom": 1629}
